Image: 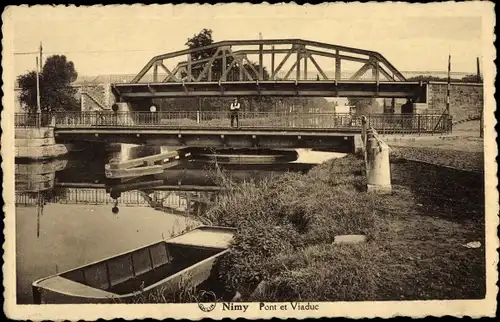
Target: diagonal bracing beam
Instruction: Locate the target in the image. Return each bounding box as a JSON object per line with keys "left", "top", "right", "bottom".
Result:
{"left": 195, "top": 47, "right": 222, "bottom": 82}
{"left": 271, "top": 47, "right": 294, "bottom": 80}
{"left": 243, "top": 56, "right": 260, "bottom": 80}
{"left": 307, "top": 53, "right": 329, "bottom": 80}
{"left": 284, "top": 59, "right": 299, "bottom": 80}
{"left": 225, "top": 48, "right": 254, "bottom": 81}
{"left": 162, "top": 64, "right": 182, "bottom": 82}
{"left": 159, "top": 63, "right": 181, "bottom": 82}
{"left": 378, "top": 65, "right": 396, "bottom": 81}
{"left": 350, "top": 63, "right": 372, "bottom": 80}
{"left": 221, "top": 57, "right": 239, "bottom": 80}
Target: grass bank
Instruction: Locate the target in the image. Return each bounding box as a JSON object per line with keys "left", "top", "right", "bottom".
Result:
{"left": 198, "top": 153, "right": 485, "bottom": 302}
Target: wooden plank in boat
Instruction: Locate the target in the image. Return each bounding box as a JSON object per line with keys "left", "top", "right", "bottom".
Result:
{"left": 36, "top": 276, "right": 116, "bottom": 298}
{"left": 167, "top": 227, "right": 235, "bottom": 249}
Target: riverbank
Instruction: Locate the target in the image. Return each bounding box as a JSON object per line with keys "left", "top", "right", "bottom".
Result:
{"left": 387, "top": 120, "right": 484, "bottom": 172}
{"left": 197, "top": 153, "right": 485, "bottom": 301}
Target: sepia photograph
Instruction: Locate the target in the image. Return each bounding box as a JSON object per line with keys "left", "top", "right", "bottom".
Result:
{"left": 2, "top": 3, "right": 497, "bottom": 320}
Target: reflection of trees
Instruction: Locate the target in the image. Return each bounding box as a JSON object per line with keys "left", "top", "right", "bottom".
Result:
{"left": 19, "top": 189, "right": 61, "bottom": 205}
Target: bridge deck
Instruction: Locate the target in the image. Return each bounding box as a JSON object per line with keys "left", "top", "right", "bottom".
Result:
{"left": 15, "top": 112, "right": 451, "bottom": 150}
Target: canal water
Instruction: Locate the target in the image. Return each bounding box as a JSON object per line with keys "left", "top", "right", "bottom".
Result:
{"left": 15, "top": 144, "right": 345, "bottom": 304}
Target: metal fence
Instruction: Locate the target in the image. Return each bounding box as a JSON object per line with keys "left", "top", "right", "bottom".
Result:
{"left": 365, "top": 113, "right": 453, "bottom": 135}
{"left": 14, "top": 111, "right": 452, "bottom": 134}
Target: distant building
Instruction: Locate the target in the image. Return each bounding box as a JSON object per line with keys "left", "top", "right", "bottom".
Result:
{"left": 14, "top": 74, "right": 118, "bottom": 113}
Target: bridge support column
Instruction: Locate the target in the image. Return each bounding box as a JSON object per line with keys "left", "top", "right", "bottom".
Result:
{"left": 366, "top": 129, "right": 391, "bottom": 195}
{"left": 112, "top": 102, "right": 138, "bottom": 125}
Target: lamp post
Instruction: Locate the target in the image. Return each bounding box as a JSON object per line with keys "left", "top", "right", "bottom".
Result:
{"left": 35, "top": 56, "right": 41, "bottom": 126}
{"left": 36, "top": 56, "right": 41, "bottom": 113}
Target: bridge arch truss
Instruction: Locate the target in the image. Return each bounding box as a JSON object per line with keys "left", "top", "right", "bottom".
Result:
{"left": 112, "top": 39, "right": 427, "bottom": 100}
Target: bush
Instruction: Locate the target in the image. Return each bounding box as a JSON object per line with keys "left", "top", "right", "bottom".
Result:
{"left": 167, "top": 149, "right": 483, "bottom": 302}
{"left": 203, "top": 154, "right": 386, "bottom": 297}
{"left": 217, "top": 223, "right": 302, "bottom": 295}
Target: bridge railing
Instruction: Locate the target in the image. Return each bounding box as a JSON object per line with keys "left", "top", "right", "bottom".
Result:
{"left": 15, "top": 111, "right": 451, "bottom": 134}
{"left": 49, "top": 111, "right": 360, "bottom": 129}
{"left": 14, "top": 113, "right": 53, "bottom": 127}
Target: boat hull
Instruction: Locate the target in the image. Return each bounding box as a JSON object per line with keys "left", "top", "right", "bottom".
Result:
{"left": 32, "top": 226, "right": 235, "bottom": 304}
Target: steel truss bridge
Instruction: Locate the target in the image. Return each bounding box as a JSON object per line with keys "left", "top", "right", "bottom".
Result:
{"left": 112, "top": 39, "right": 427, "bottom": 102}
{"left": 14, "top": 40, "right": 451, "bottom": 153}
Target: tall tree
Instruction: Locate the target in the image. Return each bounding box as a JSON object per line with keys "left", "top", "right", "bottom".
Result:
{"left": 183, "top": 28, "right": 233, "bottom": 81}
{"left": 17, "top": 55, "right": 79, "bottom": 113}
{"left": 183, "top": 28, "right": 270, "bottom": 82}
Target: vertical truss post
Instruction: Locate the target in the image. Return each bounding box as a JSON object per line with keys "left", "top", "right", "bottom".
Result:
{"left": 296, "top": 46, "right": 301, "bottom": 80}
{"left": 335, "top": 49, "right": 341, "bottom": 81}
{"left": 239, "top": 56, "right": 244, "bottom": 80}
{"left": 153, "top": 62, "right": 158, "bottom": 82}
{"left": 303, "top": 49, "right": 308, "bottom": 80}
{"left": 259, "top": 44, "right": 264, "bottom": 80}
{"left": 271, "top": 45, "right": 275, "bottom": 80}
{"left": 371, "top": 59, "right": 380, "bottom": 82}
{"left": 187, "top": 54, "right": 192, "bottom": 82}
{"left": 222, "top": 48, "right": 227, "bottom": 81}
{"left": 372, "top": 60, "right": 380, "bottom": 97}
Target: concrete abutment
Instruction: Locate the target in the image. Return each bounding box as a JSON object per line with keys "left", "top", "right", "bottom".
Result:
{"left": 15, "top": 119, "right": 73, "bottom": 160}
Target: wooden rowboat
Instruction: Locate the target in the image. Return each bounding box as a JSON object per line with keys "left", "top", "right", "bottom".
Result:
{"left": 32, "top": 226, "right": 235, "bottom": 304}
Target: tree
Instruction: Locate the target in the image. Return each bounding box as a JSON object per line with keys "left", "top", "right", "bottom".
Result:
{"left": 407, "top": 74, "right": 482, "bottom": 83}
{"left": 185, "top": 28, "right": 216, "bottom": 61}
{"left": 406, "top": 75, "right": 449, "bottom": 82}
{"left": 183, "top": 29, "right": 272, "bottom": 83}
{"left": 17, "top": 55, "right": 79, "bottom": 113}
{"left": 461, "top": 74, "right": 481, "bottom": 83}
{"left": 347, "top": 97, "right": 378, "bottom": 115}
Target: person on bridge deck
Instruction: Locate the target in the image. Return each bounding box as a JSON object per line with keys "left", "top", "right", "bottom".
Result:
{"left": 230, "top": 98, "right": 241, "bottom": 128}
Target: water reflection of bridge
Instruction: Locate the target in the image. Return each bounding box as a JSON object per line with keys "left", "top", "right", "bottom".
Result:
{"left": 15, "top": 158, "right": 314, "bottom": 214}
{"left": 15, "top": 144, "right": 326, "bottom": 216}
{"left": 15, "top": 188, "right": 214, "bottom": 215}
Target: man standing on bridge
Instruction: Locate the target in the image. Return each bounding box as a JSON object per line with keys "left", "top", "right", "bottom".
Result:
{"left": 230, "top": 98, "right": 241, "bottom": 128}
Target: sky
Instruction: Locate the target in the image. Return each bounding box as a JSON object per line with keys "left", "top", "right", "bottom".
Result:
{"left": 6, "top": 4, "right": 487, "bottom": 78}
